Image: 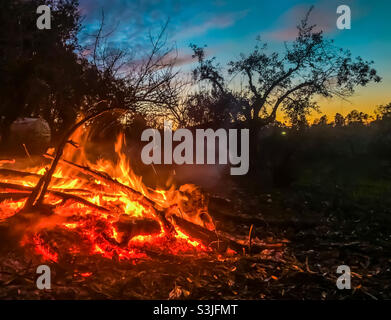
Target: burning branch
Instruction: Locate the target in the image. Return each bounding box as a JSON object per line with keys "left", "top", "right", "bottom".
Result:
{"left": 172, "top": 215, "right": 273, "bottom": 254}
{"left": 23, "top": 104, "right": 124, "bottom": 211}
{"left": 0, "top": 182, "right": 109, "bottom": 213}
{"left": 0, "top": 159, "right": 15, "bottom": 165}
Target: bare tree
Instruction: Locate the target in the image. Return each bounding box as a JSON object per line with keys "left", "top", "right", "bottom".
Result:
{"left": 79, "top": 16, "right": 186, "bottom": 130}
{"left": 117, "top": 22, "right": 185, "bottom": 124}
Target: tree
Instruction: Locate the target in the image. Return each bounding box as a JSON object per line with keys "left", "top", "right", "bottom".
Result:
{"left": 375, "top": 102, "right": 391, "bottom": 120}
{"left": 86, "top": 18, "right": 184, "bottom": 128}
{"left": 0, "top": 0, "right": 88, "bottom": 142}
{"left": 371, "top": 102, "right": 391, "bottom": 158}
{"left": 284, "top": 99, "right": 311, "bottom": 131}
{"left": 313, "top": 115, "right": 329, "bottom": 126}
{"left": 179, "top": 90, "right": 240, "bottom": 127}
{"left": 345, "top": 109, "right": 369, "bottom": 125}
{"left": 190, "top": 7, "right": 381, "bottom": 128}
{"left": 334, "top": 113, "right": 345, "bottom": 127}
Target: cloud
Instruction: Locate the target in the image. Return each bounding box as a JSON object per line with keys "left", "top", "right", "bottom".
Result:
{"left": 265, "top": 28, "right": 302, "bottom": 41}
{"left": 173, "top": 52, "right": 196, "bottom": 67}
{"left": 77, "top": 0, "right": 247, "bottom": 59}
{"left": 79, "top": 0, "right": 178, "bottom": 22}
{"left": 173, "top": 10, "right": 248, "bottom": 40}
{"left": 263, "top": 2, "right": 340, "bottom": 41}
{"left": 78, "top": 0, "right": 180, "bottom": 55}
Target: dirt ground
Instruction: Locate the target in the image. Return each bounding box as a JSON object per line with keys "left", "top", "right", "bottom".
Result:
{"left": 0, "top": 178, "right": 390, "bottom": 300}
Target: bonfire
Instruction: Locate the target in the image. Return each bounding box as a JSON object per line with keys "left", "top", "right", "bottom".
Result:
{"left": 0, "top": 114, "right": 255, "bottom": 263}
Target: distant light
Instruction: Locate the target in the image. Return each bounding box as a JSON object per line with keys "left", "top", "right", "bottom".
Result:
{"left": 281, "top": 131, "right": 287, "bottom": 136}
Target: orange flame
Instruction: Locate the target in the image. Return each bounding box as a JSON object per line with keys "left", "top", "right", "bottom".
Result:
{"left": 0, "top": 127, "right": 211, "bottom": 262}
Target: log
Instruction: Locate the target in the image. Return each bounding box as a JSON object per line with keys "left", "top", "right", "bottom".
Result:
{"left": 114, "top": 215, "right": 161, "bottom": 245}
{"left": 0, "top": 180, "right": 92, "bottom": 195}
{"left": 0, "top": 168, "right": 42, "bottom": 179}
{"left": 0, "top": 159, "right": 15, "bottom": 165}
{"left": 0, "top": 192, "right": 30, "bottom": 203}
{"left": 0, "top": 181, "right": 38, "bottom": 192}
{"left": 172, "top": 215, "right": 269, "bottom": 254}
{"left": 0, "top": 182, "right": 109, "bottom": 213}
{"left": 173, "top": 214, "right": 219, "bottom": 247}
{"left": 50, "top": 190, "right": 110, "bottom": 213}
{"left": 172, "top": 215, "right": 235, "bottom": 252}
{"left": 0, "top": 168, "right": 64, "bottom": 185}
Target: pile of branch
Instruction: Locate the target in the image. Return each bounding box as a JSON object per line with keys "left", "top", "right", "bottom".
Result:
{"left": 42, "top": 154, "right": 273, "bottom": 254}
{"left": 0, "top": 110, "right": 272, "bottom": 257}
{"left": 0, "top": 161, "right": 273, "bottom": 256}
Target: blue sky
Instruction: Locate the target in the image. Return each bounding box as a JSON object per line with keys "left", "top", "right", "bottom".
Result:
{"left": 78, "top": 0, "right": 391, "bottom": 118}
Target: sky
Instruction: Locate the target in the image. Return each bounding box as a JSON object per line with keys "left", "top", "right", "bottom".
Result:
{"left": 78, "top": 0, "right": 391, "bottom": 121}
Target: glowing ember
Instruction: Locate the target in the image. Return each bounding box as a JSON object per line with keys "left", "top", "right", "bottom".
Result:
{"left": 33, "top": 234, "right": 59, "bottom": 262}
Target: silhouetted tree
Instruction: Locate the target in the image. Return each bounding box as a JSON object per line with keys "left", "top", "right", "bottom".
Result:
{"left": 375, "top": 102, "right": 391, "bottom": 120}
{"left": 313, "top": 115, "right": 329, "bottom": 126}
{"left": 346, "top": 110, "right": 370, "bottom": 125}
{"left": 86, "top": 19, "right": 184, "bottom": 128}
{"left": 334, "top": 113, "right": 345, "bottom": 127}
